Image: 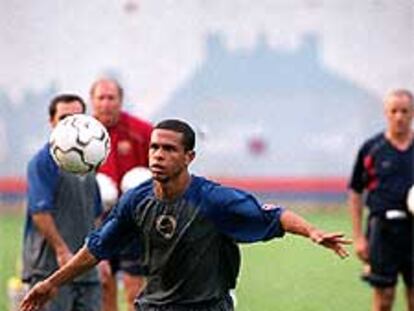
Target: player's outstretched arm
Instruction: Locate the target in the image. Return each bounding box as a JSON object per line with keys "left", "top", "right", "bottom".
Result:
{"left": 20, "top": 246, "right": 98, "bottom": 311}
{"left": 280, "top": 210, "right": 351, "bottom": 258}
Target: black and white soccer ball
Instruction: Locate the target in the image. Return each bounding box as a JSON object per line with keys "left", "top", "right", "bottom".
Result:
{"left": 49, "top": 114, "right": 110, "bottom": 174}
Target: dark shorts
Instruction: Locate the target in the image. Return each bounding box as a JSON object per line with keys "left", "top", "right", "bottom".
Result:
{"left": 135, "top": 295, "right": 234, "bottom": 311}
{"left": 364, "top": 216, "right": 414, "bottom": 288}
{"left": 107, "top": 230, "right": 143, "bottom": 276}
{"left": 30, "top": 278, "right": 101, "bottom": 311}
{"left": 110, "top": 257, "right": 144, "bottom": 276}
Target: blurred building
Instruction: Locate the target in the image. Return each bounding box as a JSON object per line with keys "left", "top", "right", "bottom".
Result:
{"left": 154, "top": 34, "right": 380, "bottom": 177}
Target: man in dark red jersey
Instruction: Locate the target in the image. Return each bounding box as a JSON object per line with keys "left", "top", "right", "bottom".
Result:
{"left": 90, "top": 78, "right": 152, "bottom": 311}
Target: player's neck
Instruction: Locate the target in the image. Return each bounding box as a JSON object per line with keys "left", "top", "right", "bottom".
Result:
{"left": 94, "top": 114, "right": 120, "bottom": 128}
{"left": 385, "top": 129, "right": 414, "bottom": 150}
{"left": 154, "top": 172, "right": 192, "bottom": 202}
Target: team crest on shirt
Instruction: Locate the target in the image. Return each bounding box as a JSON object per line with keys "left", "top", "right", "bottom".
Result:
{"left": 117, "top": 140, "right": 132, "bottom": 155}
{"left": 155, "top": 215, "right": 177, "bottom": 240}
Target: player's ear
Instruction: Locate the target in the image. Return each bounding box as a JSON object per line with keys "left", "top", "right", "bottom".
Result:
{"left": 185, "top": 150, "right": 196, "bottom": 166}
{"left": 49, "top": 116, "right": 57, "bottom": 128}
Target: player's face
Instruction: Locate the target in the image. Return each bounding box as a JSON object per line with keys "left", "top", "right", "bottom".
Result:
{"left": 149, "top": 129, "right": 195, "bottom": 183}
{"left": 50, "top": 101, "right": 84, "bottom": 128}
{"left": 91, "top": 81, "right": 122, "bottom": 127}
{"left": 384, "top": 94, "right": 414, "bottom": 135}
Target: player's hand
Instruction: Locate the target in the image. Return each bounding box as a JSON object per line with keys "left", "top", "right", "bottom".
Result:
{"left": 353, "top": 235, "right": 369, "bottom": 263}
{"left": 56, "top": 246, "right": 73, "bottom": 268}
{"left": 309, "top": 229, "right": 352, "bottom": 258}
{"left": 19, "top": 280, "right": 58, "bottom": 311}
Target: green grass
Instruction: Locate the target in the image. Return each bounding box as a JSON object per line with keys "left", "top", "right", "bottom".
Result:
{"left": 0, "top": 213, "right": 24, "bottom": 311}
{"left": 0, "top": 208, "right": 406, "bottom": 310}
{"left": 236, "top": 209, "right": 405, "bottom": 310}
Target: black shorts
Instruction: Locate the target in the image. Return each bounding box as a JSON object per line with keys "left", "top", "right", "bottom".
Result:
{"left": 364, "top": 216, "right": 414, "bottom": 288}
{"left": 108, "top": 240, "right": 144, "bottom": 276}
{"left": 135, "top": 295, "right": 234, "bottom": 311}
{"left": 109, "top": 257, "right": 144, "bottom": 276}
{"left": 102, "top": 210, "right": 143, "bottom": 276}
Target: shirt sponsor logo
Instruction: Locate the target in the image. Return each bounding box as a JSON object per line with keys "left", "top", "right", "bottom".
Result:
{"left": 76, "top": 175, "right": 87, "bottom": 182}
{"left": 381, "top": 160, "right": 391, "bottom": 169}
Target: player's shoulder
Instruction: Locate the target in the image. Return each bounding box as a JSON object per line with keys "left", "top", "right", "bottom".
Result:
{"left": 361, "top": 132, "right": 386, "bottom": 152}
{"left": 190, "top": 175, "right": 259, "bottom": 221}
{"left": 365, "top": 132, "right": 385, "bottom": 145}
{"left": 120, "top": 111, "right": 152, "bottom": 132}
{"left": 30, "top": 143, "right": 49, "bottom": 161}
{"left": 27, "top": 143, "right": 60, "bottom": 183}
{"left": 28, "top": 143, "right": 56, "bottom": 170}
{"left": 119, "top": 178, "right": 153, "bottom": 207}
{"left": 191, "top": 175, "right": 219, "bottom": 193}
{"left": 192, "top": 175, "right": 249, "bottom": 203}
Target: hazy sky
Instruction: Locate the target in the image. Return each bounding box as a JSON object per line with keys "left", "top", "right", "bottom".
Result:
{"left": 1, "top": 0, "right": 413, "bottom": 117}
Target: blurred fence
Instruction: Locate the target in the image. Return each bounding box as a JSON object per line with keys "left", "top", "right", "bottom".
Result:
{"left": 0, "top": 176, "right": 347, "bottom": 208}
{"left": 0, "top": 177, "right": 26, "bottom": 205}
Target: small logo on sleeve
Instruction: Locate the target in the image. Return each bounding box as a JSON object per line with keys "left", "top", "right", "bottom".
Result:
{"left": 261, "top": 203, "right": 280, "bottom": 211}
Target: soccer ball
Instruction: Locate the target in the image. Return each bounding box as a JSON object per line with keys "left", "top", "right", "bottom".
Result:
{"left": 49, "top": 114, "right": 110, "bottom": 174}
{"left": 120, "top": 166, "right": 152, "bottom": 193}
{"left": 406, "top": 185, "right": 414, "bottom": 215}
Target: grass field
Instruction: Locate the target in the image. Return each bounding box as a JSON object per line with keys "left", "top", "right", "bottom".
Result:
{"left": 0, "top": 207, "right": 406, "bottom": 310}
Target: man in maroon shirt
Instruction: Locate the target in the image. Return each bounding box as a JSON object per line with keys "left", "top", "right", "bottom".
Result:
{"left": 90, "top": 78, "right": 152, "bottom": 311}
